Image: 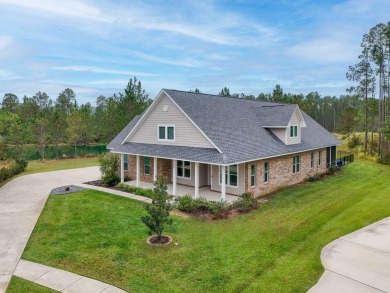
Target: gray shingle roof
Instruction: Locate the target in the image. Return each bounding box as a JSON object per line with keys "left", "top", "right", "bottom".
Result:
{"left": 108, "top": 89, "right": 341, "bottom": 165}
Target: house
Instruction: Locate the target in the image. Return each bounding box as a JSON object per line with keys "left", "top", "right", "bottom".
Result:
{"left": 107, "top": 89, "right": 341, "bottom": 200}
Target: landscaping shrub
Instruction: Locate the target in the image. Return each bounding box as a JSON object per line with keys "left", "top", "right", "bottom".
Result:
{"left": 99, "top": 153, "right": 120, "bottom": 187}
{"left": 176, "top": 195, "right": 196, "bottom": 212}
{"left": 305, "top": 174, "right": 321, "bottom": 182}
{"left": 232, "top": 192, "right": 259, "bottom": 213}
{"left": 0, "top": 158, "right": 28, "bottom": 183}
{"left": 117, "top": 183, "right": 153, "bottom": 198}
{"left": 176, "top": 196, "right": 229, "bottom": 218}
{"left": 206, "top": 200, "right": 229, "bottom": 218}
{"left": 141, "top": 177, "right": 173, "bottom": 241}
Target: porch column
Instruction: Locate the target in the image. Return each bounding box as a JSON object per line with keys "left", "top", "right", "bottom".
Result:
{"left": 120, "top": 154, "right": 124, "bottom": 183}
{"left": 153, "top": 157, "right": 158, "bottom": 182}
{"left": 194, "top": 162, "right": 199, "bottom": 199}
{"left": 172, "top": 159, "right": 177, "bottom": 196}
{"left": 136, "top": 155, "right": 140, "bottom": 187}
{"left": 221, "top": 165, "right": 226, "bottom": 201}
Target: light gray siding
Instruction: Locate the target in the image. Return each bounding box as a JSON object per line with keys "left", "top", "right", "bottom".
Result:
{"left": 270, "top": 128, "right": 286, "bottom": 144}
{"left": 210, "top": 164, "right": 245, "bottom": 196}
{"left": 287, "top": 110, "right": 301, "bottom": 145}
{"left": 128, "top": 94, "right": 215, "bottom": 149}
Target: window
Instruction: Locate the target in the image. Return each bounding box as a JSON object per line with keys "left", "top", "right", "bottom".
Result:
{"left": 144, "top": 157, "right": 150, "bottom": 175}
{"left": 177, "top": 160, "right": 190, "bottom": 179}
{"left": 318, "top": 151, "right": 322, "bottom": 166}
{"left": 310, "top": 152, "right": 314, "bottom": 168}
{"left": 220, "top": 165, "right": 238, "bottom": 187}
{"left": 264, "top": 161, "right": 269, "bottom": 183}
{"left": 250, "top": 164, "right": 256, "bottom": 187}
{"left": 158, "top": 125, "right": 174, "bottom": 141}
{"left": 124, "top": 155, "right": 128, "bottom": 170}
{"left": 293, "top": 155, "right": 300, "bottom": 174}
{"left": 290, "top": 125, "right": 298, "bottom": 137}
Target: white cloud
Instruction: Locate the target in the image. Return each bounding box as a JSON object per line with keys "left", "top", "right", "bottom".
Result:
{"left": 287, "top": 37, "right": 359, "bottom": 63}
{"left": 0, "top": 69, "right": 19, "bottom": 80}
{"left": 0, "top": 0, "right": 113, "bottom": 22}
{"left": 128, "top": 51, "right": 206, "bottom": 68}
{"left": 0, "top": 35, "right": 12, "bottom": 51}
{"left": 52, "top": 66, "right": 158, "bottom": 77}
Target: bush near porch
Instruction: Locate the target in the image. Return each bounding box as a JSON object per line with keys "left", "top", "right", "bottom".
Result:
{"left": 19, "top": 159, "right": 390, "bottom": 293}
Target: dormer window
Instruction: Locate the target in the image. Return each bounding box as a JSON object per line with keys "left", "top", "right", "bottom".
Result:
{"left": 158, "top": 125, "right": 175, "bottom": 141}
{"left": 290, "top": 125, "right": 298, "bottom": 138}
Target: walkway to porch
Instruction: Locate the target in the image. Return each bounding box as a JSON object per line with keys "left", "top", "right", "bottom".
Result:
{"left": 125, "top": 180, "right": 238, "bottom": 203}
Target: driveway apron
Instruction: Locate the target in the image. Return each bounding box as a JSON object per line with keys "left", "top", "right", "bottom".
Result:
{"left": 0, "top": 166, "right": 100, "bottom": 293}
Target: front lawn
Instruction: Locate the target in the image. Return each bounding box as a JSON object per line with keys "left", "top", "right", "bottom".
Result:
{"left": 7, "top": 277, "right": 58, "bottom": 293}
{"left": 21, "top": 160, "right": 390, "bottom": 292}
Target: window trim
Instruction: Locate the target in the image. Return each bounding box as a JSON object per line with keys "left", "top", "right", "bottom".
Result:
{"left": 219, "top": 165, "right": 239, "bottom": 188}
{"left": 293, "top": 155, "right": 300, "bottom": 174}
{"left": 157, "top": 124, "right": 175, "bottom": 141}
{"left": 264, "top": 161, "right": 269, "bottom": 183}
{"left": 250, "top": 164, "right": 256, "bottom": 188}
{"left": 310, "top": 152, "right": 314, "bottom": 169}
{"left": 318, "top": 150, "right": 322, "bottom": 166}
{"left": 124, "top": 155, "right": 128, "bottom": 170}
{"left": 177, "top": 160, "right": 191, "bottom": 180}
{"left": 143, "top": 156, "right": 150, "bottom": 175}
{"left": 290, "top": 125, "right": 298, "bottom": 138}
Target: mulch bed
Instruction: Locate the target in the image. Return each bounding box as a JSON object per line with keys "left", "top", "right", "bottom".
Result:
{"left": 146, "top": 235, "right": 173, "bottom": 246}
{"left": 84, "top": 180, "right": 123, "bottom": 192}
{"left": 50, "top": 185, "right": 85, "bottom": 195}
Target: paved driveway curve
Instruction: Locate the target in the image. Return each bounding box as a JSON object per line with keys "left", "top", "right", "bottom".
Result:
{"left": 0, "top": 167, "right": 100, "bottom": 293}
{"left": 309, "top": 217, "right": 390, "bottom": 293}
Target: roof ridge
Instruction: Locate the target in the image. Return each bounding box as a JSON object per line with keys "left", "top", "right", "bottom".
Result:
{"left": 163, "top": 88, "right": 296, "bottom": 106}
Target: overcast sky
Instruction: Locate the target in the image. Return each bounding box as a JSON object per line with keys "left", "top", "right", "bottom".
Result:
{"left": 1, "top": 0, "right": 389, "bottom": 104}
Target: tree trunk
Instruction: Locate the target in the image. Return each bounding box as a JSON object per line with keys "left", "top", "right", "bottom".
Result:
{"left": 371, "top": 109, "right": 374, "bottom": 156}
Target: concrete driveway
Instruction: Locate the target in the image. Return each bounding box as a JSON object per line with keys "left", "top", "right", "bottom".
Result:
{"left": 0, "top": 166, "right": 100, "bottom": 293}
{"left": 309, "top": 217, "right": 390, "bottom": 293}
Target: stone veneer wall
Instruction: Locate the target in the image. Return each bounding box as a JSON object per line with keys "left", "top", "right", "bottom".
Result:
{"left": 125, "top": 155, "right": 172, "bottom": 184}
{"left": 245, "top": 148, "right": 327, "bottom": 196}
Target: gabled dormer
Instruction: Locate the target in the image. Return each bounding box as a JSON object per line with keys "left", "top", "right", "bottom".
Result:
{"left": 264, "top": 105, "right": 306, "bottom": 145}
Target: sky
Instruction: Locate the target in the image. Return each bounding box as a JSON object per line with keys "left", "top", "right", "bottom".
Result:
{"left": 0, "top": 0, "right": 389, "bottom": 104}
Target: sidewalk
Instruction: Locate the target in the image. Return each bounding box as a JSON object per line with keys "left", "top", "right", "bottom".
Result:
{"left": 14, "top": 259, "right": 126, "bottom": 293}
{"left": 308, "top": 217, "right": 390, "bottom": 293}
{"left": 77, "top": 183, "right": 152, "bottom": 203}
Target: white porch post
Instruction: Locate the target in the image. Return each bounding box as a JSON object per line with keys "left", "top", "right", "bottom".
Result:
{"left": 153, "top": 157, "right": 158, "bottom": 182}
{"left": 136, "top": 155, "right": 140, "bottom": 187}
{"left": 194, "top": 162, "right": 199, "bottom": 199}
{"left": 221, "top": 165, "right": 226, "bottom": 201}
{"left": 172, "top": 160, "right": 177, "bottom": 196}
{"left": 120, "top": 154, "right": 124, "bottom": 183}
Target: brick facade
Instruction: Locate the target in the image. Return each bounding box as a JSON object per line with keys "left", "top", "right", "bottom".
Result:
{"left": 120, "top": 148, "right": 327, "bottom": 197}
{"left": 123, "top": 155, "right": 172, "bottom": 184}
{"left": 245, "top": 148, "right": 327, "bottom": 196}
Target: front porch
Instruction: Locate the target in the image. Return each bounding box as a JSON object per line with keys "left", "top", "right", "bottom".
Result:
{"left": 120, "top": 154, "right": 244, "bottom": 202}
{"left": 125, "top": 180, "right": 238, "bottom": 203}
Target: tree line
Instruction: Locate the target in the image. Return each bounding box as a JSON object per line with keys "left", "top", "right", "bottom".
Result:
{"left": 0, "top": 77, "right": 152, "bottom": 160}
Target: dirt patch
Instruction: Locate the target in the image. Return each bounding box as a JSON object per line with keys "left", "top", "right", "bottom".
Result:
{"left": 171, "top": 210, "right": 191, "bottom": 218}
{"left": 0, "top": 160, "right": 12, "bottom": 168}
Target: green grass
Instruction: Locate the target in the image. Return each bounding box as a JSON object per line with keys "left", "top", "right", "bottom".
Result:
{"left": 6, "top": 276, "right": 58, "bottom": 293}
{"left": 0, "top": 157, "right": 99, "bottom": 188}
{"left": 21, "top": 160, "right": 390, "bottom": 292}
